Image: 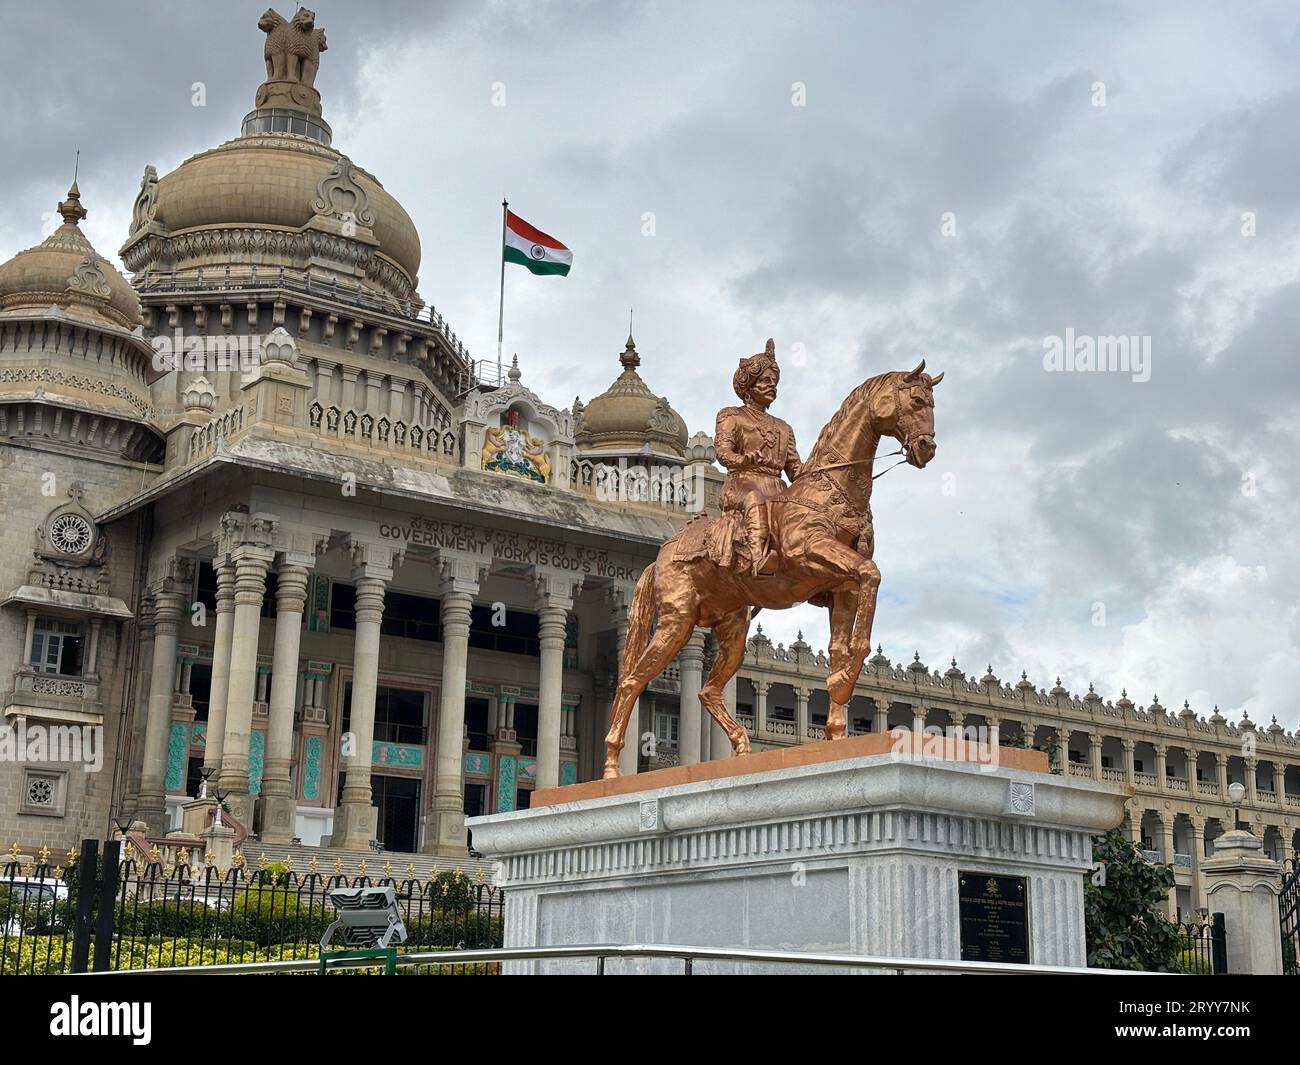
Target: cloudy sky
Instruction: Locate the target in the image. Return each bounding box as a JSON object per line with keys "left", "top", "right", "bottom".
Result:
{"left": 2, "top": 1, "right": 1298, "bottom": 726}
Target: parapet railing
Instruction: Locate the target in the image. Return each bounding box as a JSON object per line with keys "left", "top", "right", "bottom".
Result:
{"left": 83, "top": 942, "right": 1168, "bottom": 976}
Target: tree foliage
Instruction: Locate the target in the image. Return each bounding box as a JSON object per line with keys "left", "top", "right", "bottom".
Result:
{"left": 1085, "top": 828, "right": 1182, "bottom": 971}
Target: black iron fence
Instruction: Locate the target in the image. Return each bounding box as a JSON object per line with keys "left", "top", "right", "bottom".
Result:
{"left": 1, "top": 839, "right": 504, "bottom": 975}
{"left": 1281, "top": 857, "right": 1300, "bottom": 975}
{"left": 1175, "top": 914, "right": 1228, "bottom": 975}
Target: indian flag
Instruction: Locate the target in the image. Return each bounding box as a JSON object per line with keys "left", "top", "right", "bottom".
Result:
{"left": 503, "top": 210, "right": 572, "bottom": 276}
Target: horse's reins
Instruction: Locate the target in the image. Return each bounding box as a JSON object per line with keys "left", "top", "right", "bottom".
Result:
{"left": 806, "top": 447, "right": 908, "bottom": 481}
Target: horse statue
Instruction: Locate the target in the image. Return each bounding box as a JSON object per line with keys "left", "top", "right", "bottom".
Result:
{"left": 603, "top": 360, "right": 942, "bottom": 778}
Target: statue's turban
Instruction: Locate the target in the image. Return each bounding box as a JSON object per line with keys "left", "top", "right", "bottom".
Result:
{"left": 733, "top": 338, "right": 779, "bottom": 401}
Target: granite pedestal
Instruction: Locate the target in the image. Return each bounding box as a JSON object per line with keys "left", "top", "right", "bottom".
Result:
{"left": 467, "top": 736, "right": 1128, "bottom": 973}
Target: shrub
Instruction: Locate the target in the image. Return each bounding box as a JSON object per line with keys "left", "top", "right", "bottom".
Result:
{"left": 1085, "top": 828, "right": 1182, "bottom": 972}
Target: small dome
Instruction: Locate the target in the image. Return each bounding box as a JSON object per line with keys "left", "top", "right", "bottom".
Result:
{"left": 575, "top": 335, "right": 688, "bottom": 460}
{"left": 0, "top": 183, "right": 141, "bottom": 329}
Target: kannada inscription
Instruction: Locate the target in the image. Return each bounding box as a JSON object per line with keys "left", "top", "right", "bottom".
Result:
{"left": 958, "top": 872, "right": 1029, "bottom": 964}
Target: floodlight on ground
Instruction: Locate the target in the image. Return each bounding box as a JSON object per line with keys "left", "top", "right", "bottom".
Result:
{"left": 320, "top": 886, "right": 408, "bottom": 949}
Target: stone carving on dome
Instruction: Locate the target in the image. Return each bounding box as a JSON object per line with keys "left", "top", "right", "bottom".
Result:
{"left": 256, "top": 7, "right": 328, "bottom": 112}
{"left": 685, "top": 431, "right": 716, "bottom": 464}
{"left": 66, "top": 255, "right": 112, "bottom": 300}
{"left": 646, "top": 396, "right": 678, "bottom": 434}
{"left": 262, "top": 326, "right": 299, "bottom": 365}
{"left": 0, "top": 366, "right": 153, "bottom": 419}
{"left": 121, "top": 227, "right": 417, "bottom": 303}
{"left": 34, "top": 483, "right": 105, "bottom": 572}
{"left": 129, "top": 165, "right": 159, "bottom": 236}
{"left": 312, "top": 156, "right": 374, "bottom": 228}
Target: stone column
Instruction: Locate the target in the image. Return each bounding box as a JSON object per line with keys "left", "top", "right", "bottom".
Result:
{"left": 136, "top": 577, "right": 188, "bottom": 835}
{"left": 127, "top": 601, "right": 157, "bottom": 804}
{"left": 1155, "top": 744, "right": 1168, "bottom": 794}
{"left": 1201, "top": 830, "right": 1284, "bottom": 974}
{"left": 873, "top": 699, "right": 888, "bottom": 733}
{"left": 202, "top": 556, "right": 237, "bottom": 774}
{"left": 426, "top": 554, "right": 481, "bottom": 855}
{"left": 1122, "top": 738, "right": 1136, "bottom": 786}
{"left": 258, "top": 552, "right": 313, "bottom": 843}
{"left": 1089, "top": 732, "right": 1103, "bottom": 782}
{"left": 218, "top": 538, "right": 275, "bottom": 828}
{"left": 1160, "top": 814, "right": 1178, "bottom": 918}
{"left": 1276, "top": 761, "right": 1287, "bottom": 805}
{"left": 1189, "top": 814, "right": 1206, "bottom": 913}
{"left": 1246, "top": 758, "right": 1258, "bottom": 805}
{"left": 677, "top": 629, "right": 706, "bottom": 766}
{"left": 1127, "top": 804, "right": 1143, "bottom": 844}
{"left": 1216, "top": 752, "right": 1229, "bottom": 800}
{"left": 795, "top": 686, "right": 810, "bottom": 743}
{"left": 534, "top": 574, "right": 577, "bottom": 789}
{"left": 1057, "top": 724, "right": 1070, "bottom": 774}
{"left": 1186, "top": 748, "right": 1200, "bottom": 795}
{"left": 332, "top": 543, "right": 394, "bottom": 851}
{"left": 21, "top": 609, "right": 36, "bottom": 665}
{"left": 753, "top": 679, "right": 769, "bottom": 736}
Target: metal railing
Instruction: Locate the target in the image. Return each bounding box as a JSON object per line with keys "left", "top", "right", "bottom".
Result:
{"left": 82, "top": 941, "right": 1171, "bottom": 976}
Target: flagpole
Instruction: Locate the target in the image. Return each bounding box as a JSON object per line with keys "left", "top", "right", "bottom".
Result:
{"left": 497, "top": 198, "right": 508, "bottom": 383}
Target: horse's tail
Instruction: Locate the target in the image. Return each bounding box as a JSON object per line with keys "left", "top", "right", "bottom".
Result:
{"left": 619, "top": 564, "right": 658, "bottom": 676}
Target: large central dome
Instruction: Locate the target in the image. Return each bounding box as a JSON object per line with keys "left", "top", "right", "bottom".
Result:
{"left": 120, "top": 7, "right": 421, "bottom": 307}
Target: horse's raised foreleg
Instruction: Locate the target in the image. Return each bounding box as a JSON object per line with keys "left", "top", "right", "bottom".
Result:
{"left": 802, "top": 535, "right": 881, "bottom": 706}
{"left": 698, "top": 608, "right": 752, "bottom": 757}
{"left": 825, "top": 585, "right": 859, "bottom": 739}
{"left": 603, "top": 611, "right": 696, "bottom": 779}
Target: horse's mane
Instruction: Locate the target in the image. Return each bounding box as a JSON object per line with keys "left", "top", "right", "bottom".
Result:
{"left": 800, "top": 370, "right": 901, "bottom": 473}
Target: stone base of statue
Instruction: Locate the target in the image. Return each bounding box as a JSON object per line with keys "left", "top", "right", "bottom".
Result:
{"left": 466, "top": 733, "right": 1127, "bottom": 973}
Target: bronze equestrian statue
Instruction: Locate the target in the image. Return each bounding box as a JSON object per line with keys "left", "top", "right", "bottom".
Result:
{"left": 604, "top": 352, "right": 942, "bottom": 778}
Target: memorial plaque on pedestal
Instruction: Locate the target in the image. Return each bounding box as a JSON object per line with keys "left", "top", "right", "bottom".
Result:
{"left": 958, "top": 872, "right": 1029, "bottom": 964}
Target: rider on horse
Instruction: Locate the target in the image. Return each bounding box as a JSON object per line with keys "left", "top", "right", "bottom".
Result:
{"left": 714, "top": 339, "right": 802, "bottom": 575}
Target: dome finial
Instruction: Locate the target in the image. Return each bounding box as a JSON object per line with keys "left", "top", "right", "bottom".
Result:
{"left": 57, "top": 178, "right": 86, "bottom": 228}
{"left": 620, "top": 333, "right": 640, "bottom": 372}
{"left": 508, "top": 353, "right": 521, "bottom": 382}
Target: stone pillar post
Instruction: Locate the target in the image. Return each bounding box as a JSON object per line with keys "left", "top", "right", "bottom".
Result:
{"left": 1127, "top": 804, "right": 1142, "bottom": 844}
{"left": 795, "top": 686, "right": 810, "bottom": 743}
{"left": 1201, "top": 830, "right": 1284, "bottom": 974}
{"left": 1186, "top": 748, "right": 1200, "bottom": 795}
{"left": 873, "top": 699, "right": 888, "bottom": 733}
{"left": 1057, "top": 724, "right": 1070, "bottom": 774}
{"left": 1122, "top": 738, "right": 1136, "bottom": 786}
{"left": 1246, "top": 759, "right": 1258, "bottom": 805}
{"left": 1216, "top": 752, "right": 1229, "bottom": 800}
{"left": 1155, "top": 743, "right": 1168, "bottom": 794}
{"left": 677, "top": 629, "right": 706, "bottom": 766}
{"left": 218, "top": 532, "right": 275, "bottom": 829}
{"left": 332, "top": 543, "right": 394, "bottom": 850}
{"left": 258, "top": 551, "right": 313, "bottom": 843}
{"left": 1089, "top": 732, "right": 1103, "bottom": 782}
{"left": 534, "top": 574, "right": 578, "bottom": 790}
{"left": 426, "top": 554, "right": 482, "bottom": 855}
{"left": 1276, "top": 761, "right": 1287, "bottom": 805}
{"left": 137, "top": 574, "right": 188, "bottom": 835}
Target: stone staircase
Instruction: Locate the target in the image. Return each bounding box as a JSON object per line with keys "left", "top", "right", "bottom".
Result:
{"left": 240, "top": 841, "right": 499, "bottom": 883}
